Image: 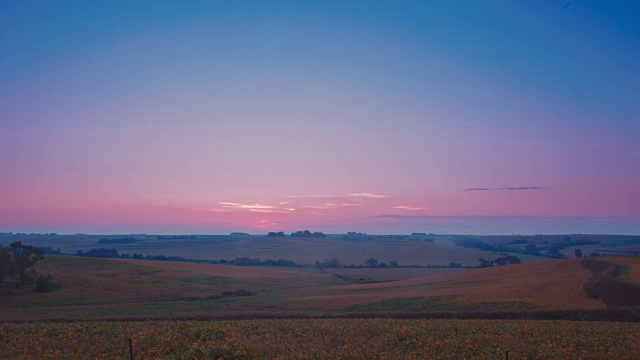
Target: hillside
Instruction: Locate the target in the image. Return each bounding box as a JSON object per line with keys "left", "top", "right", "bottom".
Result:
{"left": 0, "top": 256, "right": 339, "bottom": 321}
{"left": 285, "top": 258, "right": 607, "bottom": 312}
{"left": 3, "top": 255, "right": 639, "bottom": 321}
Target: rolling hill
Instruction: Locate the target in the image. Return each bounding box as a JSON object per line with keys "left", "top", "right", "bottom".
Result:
{"left": 2, "top": 255, "right": 639, "bottom": 321}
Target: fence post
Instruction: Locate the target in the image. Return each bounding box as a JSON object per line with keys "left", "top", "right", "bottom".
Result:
{"left": 129, "top": 337, "right": 134, "bottom": 360}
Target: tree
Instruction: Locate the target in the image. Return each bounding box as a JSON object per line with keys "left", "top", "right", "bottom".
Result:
{"left": 0, "top": 241, "right": 45, "bottom": 287}
{"left": 494, "top": 255, "right": 521, "bottom": 265}
{"left": 574, "top": 249, "right": 583, "bottom": 258}
{"left": 478, "top": 258, "right": 494, "bottom": 267}
{"left": 0, "top": 247, "right": 11, "bottom": 282}
{"left": 364, "top": 258, "right": 378, "bottom": 268}
{"left": 34, "top": 273, "right": 54, "bottom": 293}
{"left": 328, "top": 257, "right": 341, "bottom": 268}
{"left": 546, "top": 246, "right": 566, "bottom": 259}
{"left": 524, "top": 244, "right": 540, "bottom": 256}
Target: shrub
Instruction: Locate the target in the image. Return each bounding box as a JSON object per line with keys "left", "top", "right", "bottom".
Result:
{"left": 34, "top": 273, "right": 54, "bottom": 293}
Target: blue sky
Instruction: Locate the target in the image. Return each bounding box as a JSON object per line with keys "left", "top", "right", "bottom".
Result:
{"left": 1, "top": 1, "right": 639, "bottom": 234}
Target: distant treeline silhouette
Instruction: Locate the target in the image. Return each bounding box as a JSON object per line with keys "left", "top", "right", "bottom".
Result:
{"left": 268, "top": 230, "right": 327, "bottom": 238}
{"left": 76, "top": 249, "right": 187, "bottom": 262}
{"left": 98, "top": 237, "right": 137, "bottom": 244}
{"left": 157, "top": 235, "right": 196, "bottom": 240}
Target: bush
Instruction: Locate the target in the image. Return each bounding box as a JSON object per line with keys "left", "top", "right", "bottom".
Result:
{"left": 34, "top": 274, "right": 54, "bottom": 293}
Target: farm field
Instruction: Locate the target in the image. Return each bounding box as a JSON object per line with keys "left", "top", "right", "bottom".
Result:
{"left": 324, "top": 267, "right": 470, "bottom": 283}
{"left": 0, "top": 256, "right": 341, "bottom": 321}
{"left": 288, "top": 258, "right": 606, "bottom": 312}
{"left": 597, "top": 256, "right": 640, "bottom": 282}
{"left": 5, "top": 255, "right": 639, "bottom": 321}
{"left": 2, "top": 234, "right": 510, "bottom": 267}
{"left": 1, "top": 319, "right": 639, "bottom": 359}
{"left": 8, "top": 234, "right": 638, "bottom": 269}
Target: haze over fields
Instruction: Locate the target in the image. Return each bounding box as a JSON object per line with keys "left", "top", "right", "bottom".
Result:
{"left": 2, "top": 1, "right": 639, "bottom": 235}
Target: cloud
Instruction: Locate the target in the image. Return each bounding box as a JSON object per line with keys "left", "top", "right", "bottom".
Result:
{"left": 348, "top": 193, "right": 390, "bottom": 199}
{"left": 374, "top": 214, "right": 432, "bottom": 219}
{"left": 325, "top": 203, "right": 363, "bottom": 207}
{"left": 299, "top": 203, "right": 363, "bottom": 209}
{"left": 219, "top": 202, "right": 276, "bottom": 210}
{"left": 288, "top": 193, "right": 390, "bottom": 200}
{"left": 463, "top": 186, "right": 547, "bottom": 191}
{"left": 249, "top": 209, "right": 285, "bottom": 213}
{"left": 393, "top": 206, "right": 426, "bottom": 211}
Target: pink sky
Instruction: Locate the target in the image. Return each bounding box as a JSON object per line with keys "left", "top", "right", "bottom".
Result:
{"left": 1, "top": 1, "right": 639, "bottom": 234}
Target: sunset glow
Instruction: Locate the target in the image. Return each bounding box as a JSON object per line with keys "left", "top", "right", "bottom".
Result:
{"left": 1, "top": 1, "right": 639, "bottom": 234}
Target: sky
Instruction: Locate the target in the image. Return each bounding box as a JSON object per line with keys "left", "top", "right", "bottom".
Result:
{"left": 1, "top": 0, "right": 639, "bottom": 235}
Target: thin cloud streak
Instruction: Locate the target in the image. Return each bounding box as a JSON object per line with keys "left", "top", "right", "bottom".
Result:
{"left": 249, "top": 209, "right": 293, "bottom": 213}
{"left": 349, "top": 193, "right": 391, "bottom": 199}
{"left": 299, "top": 203, "right": 363, "bottom": 209}
{"left": 463, "top": 186, "right": 547, "bottom": 191}
{"left": 219, "top": 202, "right": 276, "bottom": 209}
{"left": 393, "top": 206, "right": 427, "bottom": 211}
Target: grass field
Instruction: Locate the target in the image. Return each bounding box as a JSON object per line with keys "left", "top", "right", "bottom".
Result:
{"left": 1, "top": 319, "right": 639, "bottom": 359}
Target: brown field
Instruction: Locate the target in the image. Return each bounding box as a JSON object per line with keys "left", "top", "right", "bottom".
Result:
{"left": 0, "top": 256, "right": 340, "bottom": 321}
{"left": 608, "top": 256, "right": 640, "bottom": 282}
{"left": 285, "top": 258, "right": 607, "bottom": 311}
{"left": 2, "top": 319, "right": 640, "bottom": 359}
{"left": 324, "top": 267, "right": 470, "bottom": 282}
{"left": 3, "top": 252, "right": 639, "bottom": 321}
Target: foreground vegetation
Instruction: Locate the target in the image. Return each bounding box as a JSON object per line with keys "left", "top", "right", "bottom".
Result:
{"left": 1, "top": 319, "right": 639, "bottom": 359}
